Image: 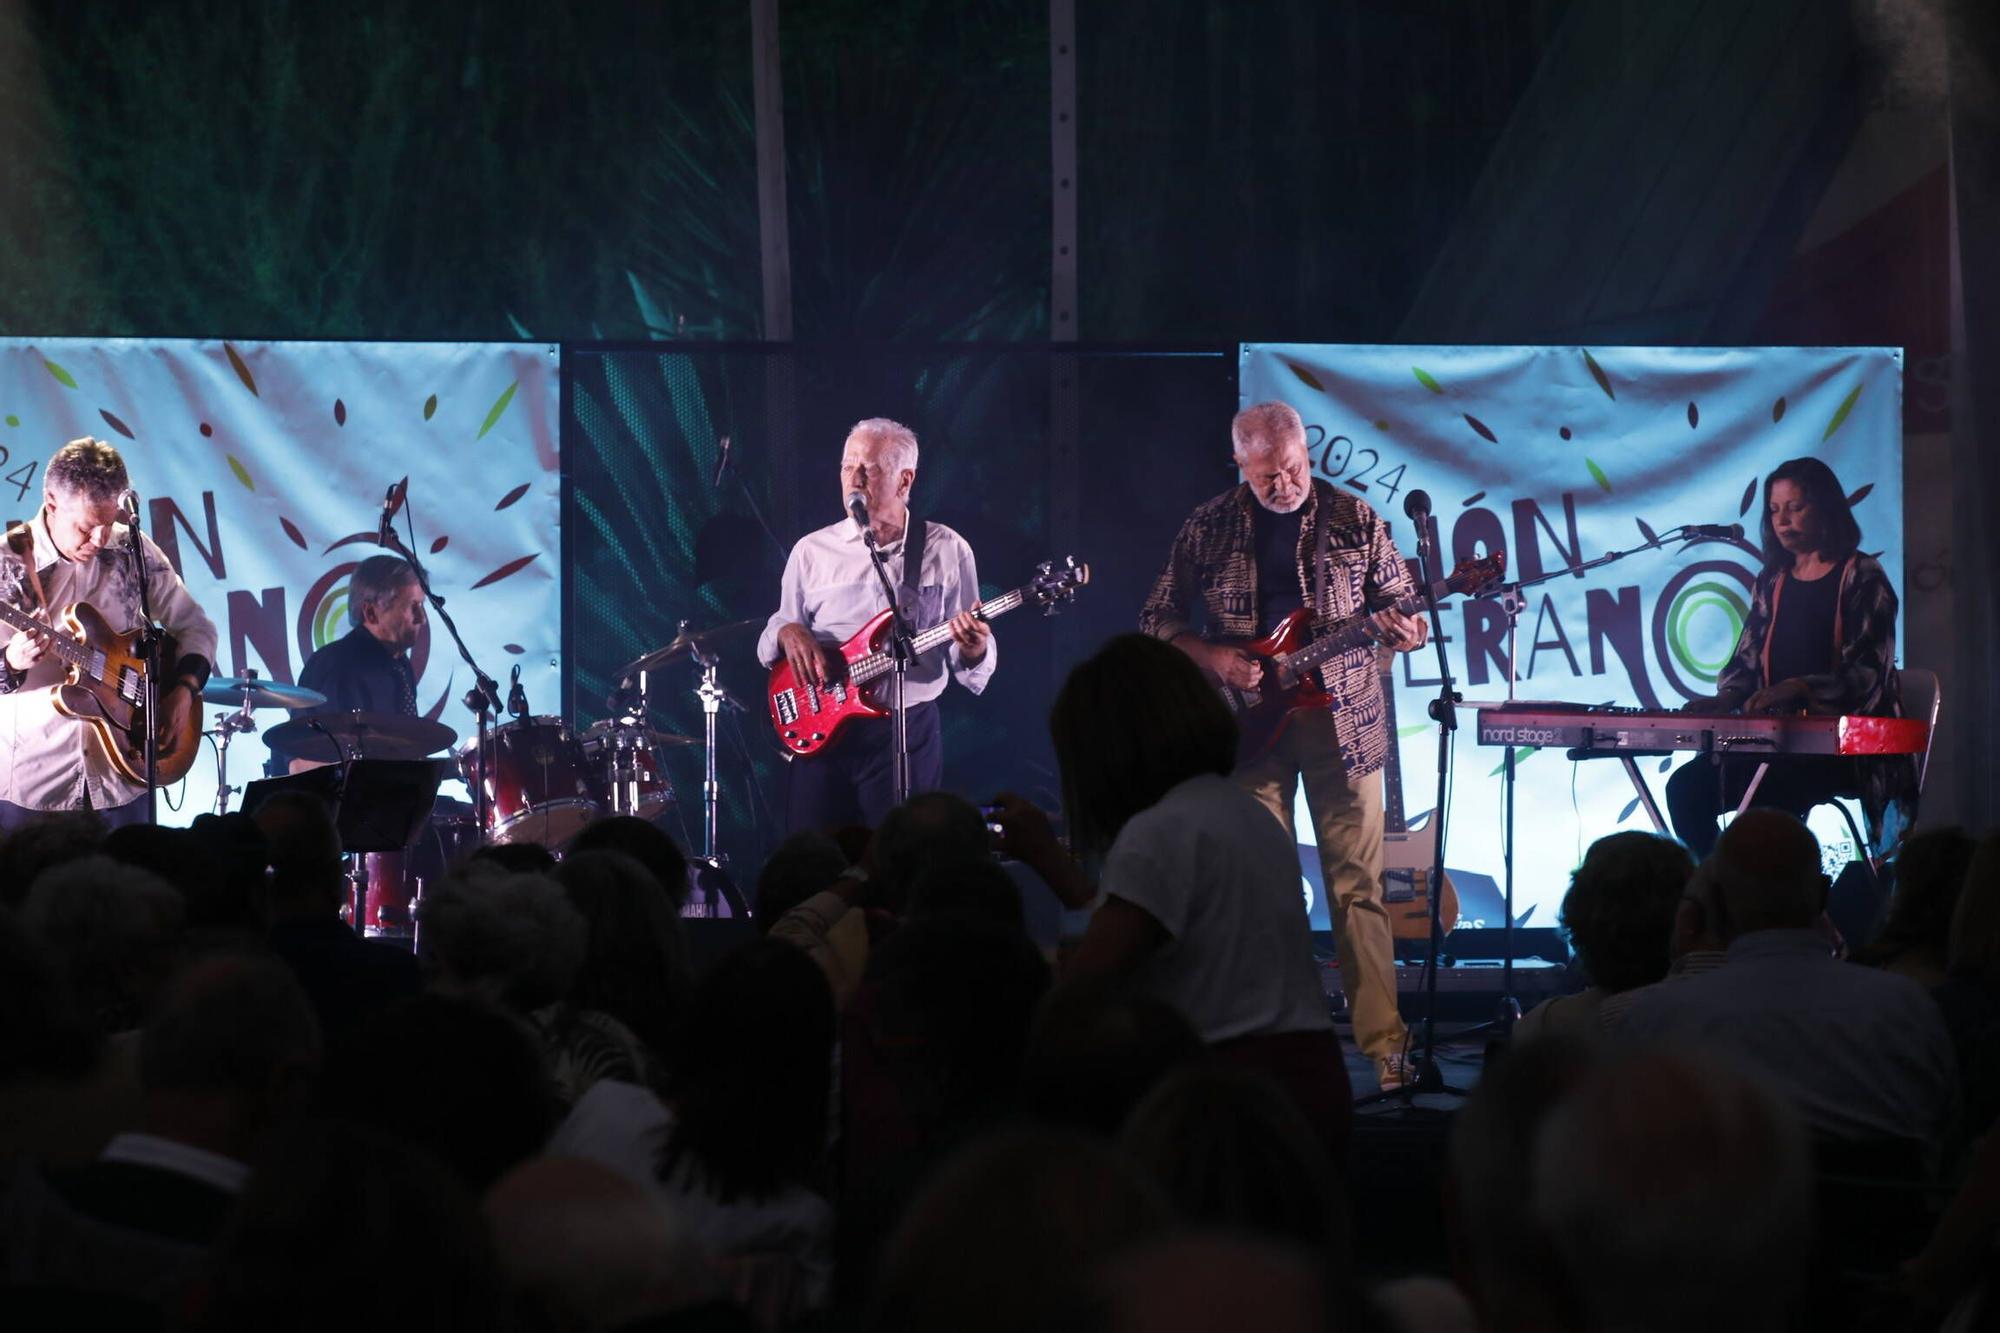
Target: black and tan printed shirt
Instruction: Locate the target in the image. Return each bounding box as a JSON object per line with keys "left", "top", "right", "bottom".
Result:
{"left": 1139, "top": 479, "right": 1416, "bottom": 777}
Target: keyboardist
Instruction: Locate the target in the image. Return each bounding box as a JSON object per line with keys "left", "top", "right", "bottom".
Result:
{"left": 1664, "top": 458, "right": 1916, "bottom": 858}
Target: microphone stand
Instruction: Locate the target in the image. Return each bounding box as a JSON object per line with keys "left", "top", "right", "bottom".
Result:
{"left": 124, "top": 499, "right": 162, "bottom": 826}
{"left": 379, "top": 522, "right": 501, "bottom": 838}
{"left": 860, "top": 515, "right": 917, "bottom": 806}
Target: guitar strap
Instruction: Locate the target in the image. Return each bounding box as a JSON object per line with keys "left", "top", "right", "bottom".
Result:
{"left": 1310, "top": 487, "right": 1330, "bottom": 619}
{"left": 897, "top": 515, "right": 929, "bottom": 623}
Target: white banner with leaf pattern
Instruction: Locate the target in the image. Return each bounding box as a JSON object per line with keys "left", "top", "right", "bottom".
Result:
{"left": 0, "top": 338, "right": 561, "bottom": 825}
{"left": 1240, "top": 344, "right": 1902, "bottom": 928}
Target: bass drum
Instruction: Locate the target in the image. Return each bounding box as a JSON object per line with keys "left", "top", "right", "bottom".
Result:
{"left": 457, "top": 716, "right": 600, "bottom": 848}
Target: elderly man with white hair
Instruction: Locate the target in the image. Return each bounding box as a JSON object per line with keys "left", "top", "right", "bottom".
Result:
{"left": 1140, "top": 401, "right": 1427, "bottom": 1090}
{"left": 759, "top": 417, "right": 994, "bottom": 831}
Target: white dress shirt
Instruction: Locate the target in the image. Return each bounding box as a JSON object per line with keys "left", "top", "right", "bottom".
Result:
{"left": 0, "top": 514, "right": 218, "bottom": 810}
{"left": 756, "top": 517, "right": 996, "bottom": 707}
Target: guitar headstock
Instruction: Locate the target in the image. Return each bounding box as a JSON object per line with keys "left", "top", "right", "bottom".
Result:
{"left": 1030, "top": 556, "right": 1090, "bottom": 615}
{"left": 1445, "top": 549, "right": 1507, "bottom": 598}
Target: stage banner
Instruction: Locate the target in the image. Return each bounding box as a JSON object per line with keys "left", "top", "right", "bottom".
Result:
{"left": 1239, "top": 344, "right": 1903, "bottom": 929}
{"left": 0, "top": 338, "right": 560, "bottom": 825}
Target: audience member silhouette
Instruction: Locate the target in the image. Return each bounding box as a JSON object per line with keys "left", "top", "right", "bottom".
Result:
{"left": 570, "top": 814, "right": 692, "bottom": 911}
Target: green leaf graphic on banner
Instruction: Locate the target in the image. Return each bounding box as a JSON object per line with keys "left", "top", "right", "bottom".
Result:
{"left": 99, "top": 409, "right": 134, "bottom": 440}
{"left": 1285, "top": 362, "right": 1323, "bottom": 392}
{"left": 1586, "top": 458, "right": 1612, "bottom": 492}
{"left": 1822, "top": 383, "right": 1862, "bottom": 440}
{"left": 223, "top": 344, "right": 258, "bottom": 397}
{"left": 1373, "top": 420, "right": 1388, "bottom": 431}
{"left": 495, "top": 482, "right": 530, "bottom": 511}
{"left": 471, "top": 553, "right": 539, "bottom": 588}
{"left": 4, "top": 416, "right": 17, "bottom": 428}
{"left": 42, "top": 359, "right": 77, "bottom": 390}
{"left": 1846, "top": 483, "right": 1873, "bottom": 507}
{"left": 1583, "top": 350, "right": 1615, "bottom": 400}
{"left": 1397, "top": 722, "right": 1429, "bottom": 739}
{"left": 1412, "top": 367, "right": 1443, "bottom": 394}
{"left": 423, "top": 394, "right": 438, "bottom": 421}
{"left": 1772, "top": 396, "right": 1787, "bottom": 422}
{"left": 1463, "top": 414, "right": 1498, "bottom": 443}
{"left": 226, "top": 455, "right": 255, "bottom": 491}
{"left": 476, "top": 382, "right": 519, "bottom": 440}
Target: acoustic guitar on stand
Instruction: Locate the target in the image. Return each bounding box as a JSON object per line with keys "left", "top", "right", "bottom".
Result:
{"left": 0, "top": 598, "right": 197, "bottom": 784}
{"left": 1212, "top": 551, "right": 1507, "bottom": 763}
{"left": 768, "top": 556, "right": 1089, "bottom": 756}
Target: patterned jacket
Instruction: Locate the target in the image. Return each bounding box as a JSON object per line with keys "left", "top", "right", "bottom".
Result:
{"left": 1714, "top": 553, "right": 1917, "bottom": 852}
{"left": 1140, "top": 479, "right": 1415, "bottom": 778}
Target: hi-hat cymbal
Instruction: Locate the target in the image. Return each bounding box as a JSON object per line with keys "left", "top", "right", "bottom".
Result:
{"left": 584, "top": 719, "right": 699, "bottom": 749}
{"left": 263, "top": 711, "right": 458, "bottom": 762}
{"left": 615, "top": 618, "right": 763, "bottom": 680}
{"left": 202, "top": 676, "right": 329, "bottom": 711}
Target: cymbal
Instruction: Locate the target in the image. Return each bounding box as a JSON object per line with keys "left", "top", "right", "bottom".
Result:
{"left": 584, "top": 719, "right": 699, "bottom": 749}
{"left": 202, "top": 676, "right": 328, "bottom": 711}
{"left": 263, "top": 710, "right": 459, "bottom": 761}
{"left": 615, "top": 618, "right": 763, "bottom": 680}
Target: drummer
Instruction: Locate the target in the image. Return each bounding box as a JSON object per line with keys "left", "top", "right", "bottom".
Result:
{"left": 272, "top": 555, "right": 426, "bottom": 773}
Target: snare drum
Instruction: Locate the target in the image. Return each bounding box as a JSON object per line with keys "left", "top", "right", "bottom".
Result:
{"left": 582, "top": 719, "right": 676, "bottom": 820}
{"left": 457, "top": 716, "right": 600, "bottom": 847}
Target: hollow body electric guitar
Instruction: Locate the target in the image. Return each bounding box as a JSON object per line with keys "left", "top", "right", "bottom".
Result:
{"left": 0, "top": 598, "right": 196, "bottom": 784}
{"left": 769, "top": 557, "right": 1089, "bottom": 756}
{"left": 1213, "top": 551, "right": 1507, "bottom": 763}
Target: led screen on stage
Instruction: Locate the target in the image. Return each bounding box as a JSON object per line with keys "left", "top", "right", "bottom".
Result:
{"left": 0, "top": 338, "right": 561, "bottom": 826}
{"left": 1240, "top": 344, "right": 1904, "bottom": 929}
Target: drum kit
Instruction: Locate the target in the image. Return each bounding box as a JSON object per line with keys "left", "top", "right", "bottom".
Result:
{"left": 198, "top": 617, "right": 758, "bottom": 938}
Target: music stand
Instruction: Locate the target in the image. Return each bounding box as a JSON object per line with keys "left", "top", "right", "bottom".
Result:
{"left": 243, "top": 760, "right": 445, "bottom": 935}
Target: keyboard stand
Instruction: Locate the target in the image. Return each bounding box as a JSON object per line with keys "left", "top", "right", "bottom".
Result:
{"left": 1564, "top": 746, "right": 1670, "bottom": 834}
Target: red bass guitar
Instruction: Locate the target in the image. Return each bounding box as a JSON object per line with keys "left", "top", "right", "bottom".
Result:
{"left": 768, "top": 557, "right": 1089, "bottom": 757}
{"left": 1215, "top": 551, "right": 1506, "bottom": 762}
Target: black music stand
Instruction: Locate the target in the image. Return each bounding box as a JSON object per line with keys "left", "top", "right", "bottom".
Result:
{"left": 243, "top": 760, "right": 444, "bottom": 935}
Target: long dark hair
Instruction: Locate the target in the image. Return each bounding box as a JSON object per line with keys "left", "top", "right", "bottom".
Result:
{"left": 1758, "top": 457, "right": 1861, "bottom": 571}
{"left": 1049, "top": 633, "right": 1238, "bottom": 860}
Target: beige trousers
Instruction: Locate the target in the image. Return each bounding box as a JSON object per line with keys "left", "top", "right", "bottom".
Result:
{"left": 1234, "top": 708, "right": 1406, "bottom": 1063}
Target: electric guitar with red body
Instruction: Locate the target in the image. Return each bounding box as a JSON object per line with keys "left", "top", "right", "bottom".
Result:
{"left": 1213, "top": 551, "right": 1506, "bottom": 763}
{"left": 768, "top": 557, "right": 1089, "bottom": 757}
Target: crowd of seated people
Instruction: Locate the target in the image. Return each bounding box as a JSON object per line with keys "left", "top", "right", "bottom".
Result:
{"left": 0, "top": 630, "right": 1996, "bottom": 1332}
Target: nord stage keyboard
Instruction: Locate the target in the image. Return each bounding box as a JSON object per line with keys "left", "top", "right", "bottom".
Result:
{"left": 1473, "top": 704, "right": 1930, "bottom": 758}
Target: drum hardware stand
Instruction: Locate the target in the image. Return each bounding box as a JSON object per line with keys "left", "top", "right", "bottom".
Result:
{"left": 206, "top": 670, "right": 264, "bottom": 816}
{"left": 123, "top": 492, "right": 164, "bottom": 826}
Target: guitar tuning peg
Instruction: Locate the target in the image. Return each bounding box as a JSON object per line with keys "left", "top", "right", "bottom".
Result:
{"left": 1036, "top": 560, "right": 1051, "bottom": 576}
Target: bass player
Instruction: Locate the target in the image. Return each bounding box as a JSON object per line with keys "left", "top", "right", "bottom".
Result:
{"left": 758, "top": 417, "right": 993, "bottom": 831}
{"left": 0, "top": 438, "right": 217, "bottom": 831}
{"left": 1140, "top": 400, "right": 1428, "bottom": 1090}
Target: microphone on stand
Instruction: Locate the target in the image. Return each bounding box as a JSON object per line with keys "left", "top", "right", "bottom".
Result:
{"left": 115, "top": 488, "right": 141, "bottom": 523}
{"left": 1680, "top": 523, "right": 1745, "bottom": 541}
{"left": 711, "top": 435, "right": 733, "bottom": 490}
{"left": 506, "top": 663, "right": 529, "bottom": 720}
{"left": 1403, "top": 489, "right": 1434, "bottom": 558}
{"left": 847, "top": 491, "right": 870, "bottom": 532}
{"left": 378, "top": 478, "right": 408, "bottom": 546}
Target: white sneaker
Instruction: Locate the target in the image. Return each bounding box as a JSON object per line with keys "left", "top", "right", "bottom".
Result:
{"left": 1375, "top": 1053, "right": 1413, "bottom": 1091}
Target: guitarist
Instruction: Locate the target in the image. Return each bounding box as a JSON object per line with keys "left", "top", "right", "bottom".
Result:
{"left": 1140, "top": 401, "right": 1427, "bottom": 1091}
{"left": 757, "top": 418, "right": 993, "bottom": 831}
{"left": 0, "top": 438, "right": 217, "bottom": 831}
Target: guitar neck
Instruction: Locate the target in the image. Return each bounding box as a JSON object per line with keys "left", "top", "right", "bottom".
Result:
{"left": 848, "top": 586, "right": 1026, "bottom": 687}
{"left": 0, "top": 600, "right": 96, "bottom": 677}
{"left": 1280, "top": 585, "right": 1431, "bottom": 679}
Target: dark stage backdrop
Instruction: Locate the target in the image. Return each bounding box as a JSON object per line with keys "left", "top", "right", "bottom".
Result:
{"left": 563, "top": 343, "right": 1236, "bottom": 872}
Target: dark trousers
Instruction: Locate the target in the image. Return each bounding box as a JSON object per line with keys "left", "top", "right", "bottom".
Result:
{"left": 1665, "top": 754, "right": 1856, "bottom": 859}
{"left": 786, "top": 701, "right": 942, "bottom": 833}
{"left": 0, "top": 795, "right": 151, "bottom": 835}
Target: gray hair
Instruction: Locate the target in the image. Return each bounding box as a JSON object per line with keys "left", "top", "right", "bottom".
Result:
{"left": 347, "top": 554, "right": 418, "bottom": 630}
{"left": 417, "top": 867, "right": 587, "bottom": 1010}
{"left": 45, "top": 437, "right": 128, "bottom": 504}
{"left": 1230, "top": 402, "right": 1306, "bottom": 462}
{"left": 139, "top": 952, "right": 322, "bottom": 1096}
{"left": 848, "top": 417, "right": 920, "bottom": 476}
